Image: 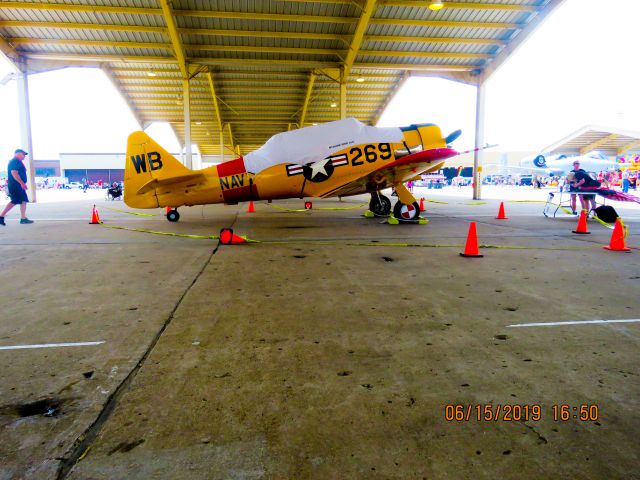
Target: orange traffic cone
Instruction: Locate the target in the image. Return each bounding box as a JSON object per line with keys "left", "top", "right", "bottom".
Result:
{"left": 603, "top": 218, "right": 631, "bottom": 252}
{"left": 419, "top": 198, "right": 425, "bottom": 212}
{"left": 247, "top": 200, "right": 255, "bottom": 213}
{"left": 89, "top": 205, "right": 102, "bottom": 224}
{"left": 460, "top": 222, "right": 483, "bottom": 258}
{"left": 572, "top": 210, "right": 590, "bottom": 234}
{"left": 165, "top": 206, "right": 171, "bottom": 216}
{"left": 219, "top": 228, "right": 247, "bottom": 245}
{"left": 495, "top": 201, "right": 508, "bottom": 220}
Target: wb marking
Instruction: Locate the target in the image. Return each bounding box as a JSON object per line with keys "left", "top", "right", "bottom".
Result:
{"left": 220, "top": 174, "right": 245, "bottom": 190}
{"left": 130, "top": 151, "right": 163, "bottom": 174}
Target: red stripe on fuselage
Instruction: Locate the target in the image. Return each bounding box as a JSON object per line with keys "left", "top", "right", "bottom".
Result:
{"left": 216, "top": 157, "right": 246, "bottom": 178}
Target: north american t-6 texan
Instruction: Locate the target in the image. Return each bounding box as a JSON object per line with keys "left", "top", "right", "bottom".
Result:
{"left": 124, "top": 118, "right": 463, "bottom": 223}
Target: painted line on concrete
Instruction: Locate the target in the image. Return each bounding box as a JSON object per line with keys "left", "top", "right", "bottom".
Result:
{"left": 0, "top": 341, "right": 105, "bottom": 350}
{"left": 507, "top": 319, "right": 640, "bottom": 328}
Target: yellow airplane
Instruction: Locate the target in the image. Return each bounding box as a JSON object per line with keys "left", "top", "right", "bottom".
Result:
{"left": 124, "top": 118, "right": 461, "bottom": 223}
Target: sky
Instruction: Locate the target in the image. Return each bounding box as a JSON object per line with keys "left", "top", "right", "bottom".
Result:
{"left": 1, "top": 0, "right": 639, "bottom": 159}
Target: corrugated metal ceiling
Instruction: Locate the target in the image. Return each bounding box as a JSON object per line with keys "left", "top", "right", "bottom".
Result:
{"left": 0, "top": 0, "right": 559, "bottom": 155}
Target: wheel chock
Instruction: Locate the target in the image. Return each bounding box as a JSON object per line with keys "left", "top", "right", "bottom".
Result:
{"left": 418, "top": 217, "right": 429, "bottom": 225}
{"left": 387, "top": 216, "right": 400, "bottom": 225}
{"left": 362, "top": 210, "right": 375, "bottom": 218}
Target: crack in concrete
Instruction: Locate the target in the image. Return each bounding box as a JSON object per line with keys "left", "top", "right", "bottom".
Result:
{"left": 55, "top": 214, "right": 238, "bottom": 479}
{"left": 519, "top": 420, "right": 548, "bottom": 445}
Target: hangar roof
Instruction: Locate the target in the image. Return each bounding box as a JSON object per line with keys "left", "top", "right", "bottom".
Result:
{"left": 0, "top": 0, "right": 564, "bottom": 155}
{"left": 544, "top": 125, "right": 640, "bottom": 157}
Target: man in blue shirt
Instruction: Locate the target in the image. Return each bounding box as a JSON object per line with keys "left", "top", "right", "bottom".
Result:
{"left": 0, "top": 149, "right": 34, "bottom": 225}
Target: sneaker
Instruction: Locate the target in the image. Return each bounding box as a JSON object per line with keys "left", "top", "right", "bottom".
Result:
{"left": 20, "top": 218, "right": 34, "bottom": 224}
{"left": 572, "top": 211, "right": 577, "bottom": 215}
{"left": 0, "top": 216, "right": 5, "bottom": 226}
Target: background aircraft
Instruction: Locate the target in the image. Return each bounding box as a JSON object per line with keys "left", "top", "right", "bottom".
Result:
{"left": 124, "top": 118, "right": 461, "bottom": 223}
{"left": 519, "top": 150, "right": 618, "bottom": 175}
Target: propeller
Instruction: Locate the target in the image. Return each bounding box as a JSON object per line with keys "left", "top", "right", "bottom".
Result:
{"left": 444, "top": 129, "right": 462, "bottom": 145}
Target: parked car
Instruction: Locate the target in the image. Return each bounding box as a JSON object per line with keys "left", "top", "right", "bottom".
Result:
{"left": 67, "top": 181, "right": 83, "bottom": 189}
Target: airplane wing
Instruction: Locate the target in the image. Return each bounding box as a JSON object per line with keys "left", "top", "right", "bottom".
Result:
{"left": 483, "top": 164, "right": 552, "bottom": 175}
{"left": 136, "top": 172, "right": 206, "bottom": 195}
{"left": 316, "top": 148, "right": 457, "bottom": 198}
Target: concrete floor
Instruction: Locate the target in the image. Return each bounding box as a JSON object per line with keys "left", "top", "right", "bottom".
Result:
{"left": 0, "top": 189, "right": 639, "bottom": 479}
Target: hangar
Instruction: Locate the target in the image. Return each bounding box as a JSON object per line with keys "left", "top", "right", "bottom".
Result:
{"left": 0, "top": 0, "right": 564, "bottom": 201}
{"left": 543, "top": 124, "right": 640, "bottom": 158}
{"left": 5, "top": 2, "right": 640, "bottom": 480}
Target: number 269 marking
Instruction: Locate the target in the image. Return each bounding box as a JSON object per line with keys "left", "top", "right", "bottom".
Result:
{"left": 349, "top": 143, "right": 392, "bottom": 167}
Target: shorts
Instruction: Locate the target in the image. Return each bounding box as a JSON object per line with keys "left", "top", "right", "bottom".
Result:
{"left": 582, "top": 194, "right": 595, "bottom": 200}
{"left": 8, "top": 187, "right": 29, "bottom": 204}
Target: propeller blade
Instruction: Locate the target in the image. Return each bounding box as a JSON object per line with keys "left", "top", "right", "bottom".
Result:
{"left": 445, "top": 129, "right": 462, "bottom": 145}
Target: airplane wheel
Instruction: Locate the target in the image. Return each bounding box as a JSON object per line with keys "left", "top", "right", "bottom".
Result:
{"left": 369, "top": 194, "right": 391, "bottom": 216}
{"left": 167, "top": 209, "right": 180, "bottom": 222}
{"left": 393, "top": 201, "right": 421, "bottom": 222}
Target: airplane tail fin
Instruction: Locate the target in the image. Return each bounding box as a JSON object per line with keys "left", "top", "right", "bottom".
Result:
{"left": 124, "top": 131, "right": 192, "bottom": 208}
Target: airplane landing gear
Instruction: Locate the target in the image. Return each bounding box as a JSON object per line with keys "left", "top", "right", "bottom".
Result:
{"left": 369, "top": 193, "right": 392, "bottom": 216}
{"left": 393, "top": 201, "right": 421, "bottom": 221}
{"left": 166, "top": 209, "right": 180, "bottom": 222}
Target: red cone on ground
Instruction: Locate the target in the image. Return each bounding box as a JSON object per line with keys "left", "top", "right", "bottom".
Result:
{"left": 247, "top": 200, "right": 255, "bottom": 213}
{"left": 603, "top": 218, "right": 631, "bottom": 252}
{"left": 495, "top": 201, "right": 508, "bottom": 219}
{"left": 419, "top": 198, "right": 425, "bottom": 212}
{"left": 460, "top": 222, "right": 483, "bottom": 258}
{"left": 89, "top": 205, "right": 102, "bottom": 224}
{"left": 219, "top": 228, "right": 247, "bottom": 245}
{"left": 165, "top": 206, "right": 171, "bottom": 216}
{"left": 572, "top": 210, "right": 590, "bottom": 234}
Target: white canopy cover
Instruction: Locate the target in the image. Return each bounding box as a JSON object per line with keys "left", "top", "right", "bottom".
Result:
{"left": 243, "top": 118, "right": 404, "bottom": 174}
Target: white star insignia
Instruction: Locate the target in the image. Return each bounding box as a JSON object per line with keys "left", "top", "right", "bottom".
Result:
{"left": 309, "top": 158, "right": 331, "bottom": 179}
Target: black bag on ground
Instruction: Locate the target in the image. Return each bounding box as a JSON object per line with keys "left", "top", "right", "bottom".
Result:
{"left": 594, "top": 205, "right": 618, "bottom": 223}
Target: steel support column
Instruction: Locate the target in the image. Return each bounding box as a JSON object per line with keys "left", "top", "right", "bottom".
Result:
{"left": 472, "top": 82, "right": 485, "bottom": 200}
{"left": 16, "top": 70, "right": 36, "bottom": 202}
{"left": 182, "top": 78, "right": 192, "bottom": 169}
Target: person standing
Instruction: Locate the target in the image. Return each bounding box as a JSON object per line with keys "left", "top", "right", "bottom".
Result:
{"left": 0, "top": 149, "right": 34, "bottom": 225}
{"left": 622, "top": 171, "right": 630, "bottom": 193}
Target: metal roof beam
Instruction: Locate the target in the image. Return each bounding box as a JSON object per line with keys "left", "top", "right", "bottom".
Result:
{"left": 0, "top": 4, "right": 519, "bottom": 28}
{"left": 158, "top": 0, "right": 188, "bottom": 78}
{"left": 580, "top": 134, "right": 619, "bottom": 155}
{"left": 617, "top": 141, "right": 640, "bottom": 156}
{"left": 270, "top": 0, "right": 536, "bottom": 9}
{"left": 365, "top": 35, "right": 505, "bottom": 45}
{"left": 380, "top": 1, "right": 536, "bottom": 10}
{"left": 0, "top": 2, "right": 161, "bottom": 15}
{"left": 206, "top": 72, "right": 224, "bottom": 132}
{"left": 12, "top": 38, "right": 488, "bottom": 61}
{"left": 344, "top": 0, "right": 377, "bottom": 79}
{"left": 0, "top": 20, "right": 166, "bottom": 34}
{"left": 299, "top": 72, "right": 316, "bottom": 127}
{"left": 0, "top": 32, "right": 21, "bottom": 70}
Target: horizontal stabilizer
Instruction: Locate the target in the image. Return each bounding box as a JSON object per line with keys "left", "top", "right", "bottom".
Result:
{"left": 136, "top": 172, "right": 205, "bottom": 195}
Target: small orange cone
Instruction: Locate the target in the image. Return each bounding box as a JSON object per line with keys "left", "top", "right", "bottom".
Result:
{"left": 219, "top": 228, "right": 247, "bottom": 245}
{"left": 603, "top": 218, "right": 631, "bottom": 252}
{"left": 572, "top": 210, "right": 590, "bottom": 234}
{"left": 89, "top": 205, "right": 102, "bottom": 224}
{"left": 460, "top": 222, "right": 483, "bottom": 257}
{"left": 419, "top": 198, "right": 425, "bottom": 212}
{"left": 247, "top": 200, "right": 255, "bottom": 213}
{"left": 165, "top": 206, "right": 171, "bottom": 216}
{"left": 495, "top": 201, "right": 508, "bottom": 219}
